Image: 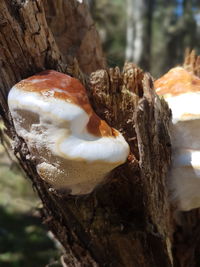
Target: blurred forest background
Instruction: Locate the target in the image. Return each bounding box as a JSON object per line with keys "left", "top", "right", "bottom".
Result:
{"left": 90, "top": 0, "right": 200, "bottom": 77}
{"left": 0, "top": 0, "right": 200, "bottom": 266}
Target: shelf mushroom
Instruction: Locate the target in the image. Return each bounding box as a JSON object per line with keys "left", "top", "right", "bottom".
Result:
{"left": 8, "top": 70, "right": 130, "bottom": 195}
{"left": 155, "top": 66, "right": 200, "bottom": 211}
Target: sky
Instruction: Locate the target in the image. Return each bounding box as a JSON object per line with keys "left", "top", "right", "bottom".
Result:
{"left": 176, "top": 0, "right": 183, "bottom": 16}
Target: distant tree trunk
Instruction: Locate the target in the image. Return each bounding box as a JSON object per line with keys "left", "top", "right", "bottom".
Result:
{"left": 0, "top": 0, "right": 200, "bottom": 266}
{"left": 125, "top": 0, "right": 153, "bottom": 71}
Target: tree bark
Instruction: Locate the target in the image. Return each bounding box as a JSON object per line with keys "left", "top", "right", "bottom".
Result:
{"left": 44, "top": 0, "right": 106, "bottom": 74}
{"left": 0, "top": 1, "right": 200, "bottom": 266}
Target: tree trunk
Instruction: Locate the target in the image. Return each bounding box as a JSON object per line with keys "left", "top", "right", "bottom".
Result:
{"left": 125, "top": 0, "right": 153, "bottom": 71}
{"left": 43, "top": 0, "right": 106, "bottom": 74}
{"left": 0, "top": 1, "right": 200, "bottom": 266}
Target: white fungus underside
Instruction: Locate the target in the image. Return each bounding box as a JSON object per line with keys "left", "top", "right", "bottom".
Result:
{"left": 165, "top": 92, "right": 200, "bottom": 123}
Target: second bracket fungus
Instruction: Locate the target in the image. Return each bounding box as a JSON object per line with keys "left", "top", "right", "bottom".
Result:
{"left": 155, "top": 66, "right": 200, "bottom": 211}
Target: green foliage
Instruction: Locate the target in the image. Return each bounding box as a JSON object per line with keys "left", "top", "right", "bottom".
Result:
{"left": 0, "top": 207, "right": 60, "bottom": 267}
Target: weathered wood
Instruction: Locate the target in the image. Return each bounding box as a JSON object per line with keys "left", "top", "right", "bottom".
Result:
{"left": 88, "top": 64, "right": 172, "bottom": 266}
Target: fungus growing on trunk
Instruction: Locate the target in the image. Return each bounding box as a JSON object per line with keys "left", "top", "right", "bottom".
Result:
{"left": 155, "top": 66, "right": 200, "bottom": 211}
{"left": 8, "top": 70, "right": 130, "bottom": 195}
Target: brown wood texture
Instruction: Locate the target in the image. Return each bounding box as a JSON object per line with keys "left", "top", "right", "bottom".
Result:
{"left": 0, "top": 0, "right": 199, "bottom": 266}
{"left": 44, "top": 0, "right": 106, "bottom": 74}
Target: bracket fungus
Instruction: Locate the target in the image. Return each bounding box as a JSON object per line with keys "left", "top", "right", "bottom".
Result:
{"left": 155, "top": 66, "right": 200, "bottom": 211}
{"left": 8, "top": 70, "right": 130, "bottom": 195}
